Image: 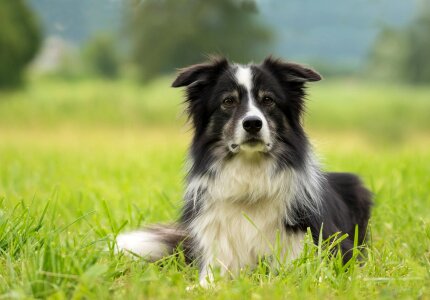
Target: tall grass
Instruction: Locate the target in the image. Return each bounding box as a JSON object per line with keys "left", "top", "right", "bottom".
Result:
{"left": 0, "top": 78, "right": 429, "bottom": 298}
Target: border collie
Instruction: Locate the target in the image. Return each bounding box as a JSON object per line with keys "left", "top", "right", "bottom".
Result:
{"left": 116, "top": 56, "right": 372, "bottom": 286}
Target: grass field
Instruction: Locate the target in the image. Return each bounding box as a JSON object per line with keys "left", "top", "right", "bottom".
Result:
{"left": 0, "top": 78, "right": 429, "bottom": 299}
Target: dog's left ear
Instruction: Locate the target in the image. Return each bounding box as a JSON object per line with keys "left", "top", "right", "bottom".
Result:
{"left": 172, "top": 57, "right": 228, "bottom": 88}
{"left": 262, "top": 56, "right": 322, "bottom": 83}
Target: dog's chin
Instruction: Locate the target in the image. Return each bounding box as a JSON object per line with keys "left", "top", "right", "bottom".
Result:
{"left": 228, "top": 139, "right": 272, "bottom": 154}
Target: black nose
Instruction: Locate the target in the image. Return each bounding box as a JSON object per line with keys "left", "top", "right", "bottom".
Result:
{"left": 242, "top": 116, "right": 262, "bottom": 134}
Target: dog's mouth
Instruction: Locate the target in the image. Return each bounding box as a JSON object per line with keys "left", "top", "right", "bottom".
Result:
{"left": 229, "top": 138, "right": 272, "bottom": 154}
{"left": 243, "top": 137, "right": 263, "bottom": 146}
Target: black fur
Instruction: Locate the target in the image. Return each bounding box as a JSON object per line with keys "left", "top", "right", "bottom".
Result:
{"left": 285, "top": 172, "right": 372, "bottom": 261}
{"left": 172, "top": 56, "right": 372, "bottom": 264}
{"left": 117, "top": 56, "right": 372, "bottom": 274}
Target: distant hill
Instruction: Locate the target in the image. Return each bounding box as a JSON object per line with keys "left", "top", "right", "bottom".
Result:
{"left": 258, "top": 0, "right": 416, "bottom": 67}
{"left": 29, "top": 0, "right": 417, "bottom": 67}
{"left": 29, "top": 0, "right": 123, "bottom": 43}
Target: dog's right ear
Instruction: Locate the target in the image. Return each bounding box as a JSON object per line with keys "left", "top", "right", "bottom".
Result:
{"left": 172, "top": 57, "right": 229, "bottom": 88}
{"left": 262, "top": 56, "right": 322, "bottom": 83}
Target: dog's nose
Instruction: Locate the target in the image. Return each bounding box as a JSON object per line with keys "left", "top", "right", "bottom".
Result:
{"left": 242, "top": 116, "right": 262, "bottom": 134}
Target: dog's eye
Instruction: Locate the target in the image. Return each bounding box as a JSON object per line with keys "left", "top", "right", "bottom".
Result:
{"left": 222, "top": 97, "right": 236, "bottom": 108}
{"left": 262, "top": 96, "right": 275, "bottom": 106}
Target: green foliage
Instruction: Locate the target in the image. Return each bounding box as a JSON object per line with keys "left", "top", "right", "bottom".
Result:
{"left": 0, "top": 78, "right": 429, "bottom": 141}
{"left": 0, "top": 0, "right": 41, "bottom": 88}
{"left": 367, "top": 28, "right": 408, "bottom": 82}
{"left": 402, "top": 4, "right": 430, "bottom": 84}
{"left": 40, "top": 50, "right": 89, "bottom": 82}
{"left": 0, "top": 78, "right": 429, "bottom": 298}
{"left": 126, "top": 0, "right": 272, "bottom": 81}
{"left": 0, "top": 125, "right": 429, "bottom": 298}
{"left": 369, "top": 2, "right": 430, "bottom": 84}
{"left": 83, "top": 35, "right": 121, "bottom": 79}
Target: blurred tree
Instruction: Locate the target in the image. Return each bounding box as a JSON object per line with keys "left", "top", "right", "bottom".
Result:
{"left": 368, "top": 28, "right": 408, "bottom": 81}
{"left": 84, "top": 35, "right": 120, "bottom": 79}
{"left": 126, "top": 0, "right": 272, "bottom": 81}
{"left": 0, "top": 0, "right": 41, "bottom": 88}
{"left": 402, "top": 1, "right": 430, "bottom": 84}
{"left": 369, "top": 1, "right": 430, "bottom": 84}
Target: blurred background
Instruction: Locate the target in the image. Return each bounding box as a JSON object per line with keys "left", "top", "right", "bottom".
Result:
{"left": 0, "top": 0, "right": 429, "bottom": 140}
{"left": 1, "top": 0, "right": 430, "bottom": 132}
{"left": 1, "top": 2, "right": 429, "bottom": 297}
{"left": 0, "top": 0, "right": 430, "bottom": 181}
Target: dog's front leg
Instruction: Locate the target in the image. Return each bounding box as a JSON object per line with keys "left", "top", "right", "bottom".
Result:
{"left": 198, "top": 255, "right": 236, "bottom": 288}
{"left": 185, "top": 258, "right": 217, "bottom": 290}
{"left": 199, "top": 260, "right": 216, "bottom": 288}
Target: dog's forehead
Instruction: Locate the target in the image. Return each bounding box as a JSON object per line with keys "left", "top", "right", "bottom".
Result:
{"left": 234, "top": 64, "right": 253, "bottom": 90}
{"left": 231, "top": 63, "right": 282, "bottom": 93}
{"left": 216, "top": 63, "right": 262, "bottom": 87}
{"left": 211, "top": 62, "right": 279, "bottom": 96}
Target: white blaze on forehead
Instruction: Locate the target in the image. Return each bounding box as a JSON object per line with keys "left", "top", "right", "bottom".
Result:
{"left": 234, "top": 65, "right": 271, "bottom": 146}
{"left": 235, "top": 65, "right": 253, "bottom": 92}
{"left": 234, "top": 65, "right": 260, "bottom": 116}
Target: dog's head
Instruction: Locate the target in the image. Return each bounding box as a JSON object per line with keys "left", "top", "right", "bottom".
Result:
{"left": 172, "top": 56, "right": 321, "bottom": 171}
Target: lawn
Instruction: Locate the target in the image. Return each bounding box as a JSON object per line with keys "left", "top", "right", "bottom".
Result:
{"left": 0, "top": 78, "right": 429, "bottom": 299}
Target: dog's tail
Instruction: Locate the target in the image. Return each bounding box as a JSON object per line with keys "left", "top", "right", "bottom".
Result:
{"left": 115, "top": 224, "right": 188, "bottom": 261}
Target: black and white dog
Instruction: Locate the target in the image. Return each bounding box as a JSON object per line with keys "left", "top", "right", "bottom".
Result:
{"left": 116, "top": 57, "right": 372, "bottom": 286}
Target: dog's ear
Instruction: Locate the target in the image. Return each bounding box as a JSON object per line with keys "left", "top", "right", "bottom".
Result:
{"left": 262, "top": 56, "right": 322, "bottom": 83}
{"left": 172, "top": 57, "right": 229, "bottom": 88}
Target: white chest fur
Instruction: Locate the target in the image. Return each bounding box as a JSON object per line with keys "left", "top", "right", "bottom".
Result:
{"left": 187, "top": 155, "right": 306, "bottom": 277}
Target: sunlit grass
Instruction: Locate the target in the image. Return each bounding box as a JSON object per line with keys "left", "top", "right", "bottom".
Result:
{"left": 0, "top": 77, "right": 429, "bottom": 139}
{"left": 0, "top": 78, "right": 429, "bottom": 298}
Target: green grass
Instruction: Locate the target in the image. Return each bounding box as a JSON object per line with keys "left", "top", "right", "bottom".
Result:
{"left": 1, "top": 76, "right": 430, "bottom": 138}
{"left": 0, "top": 78, "right": 429, "bottom": 299}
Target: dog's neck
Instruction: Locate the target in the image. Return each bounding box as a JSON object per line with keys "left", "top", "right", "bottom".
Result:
{"left": 185, "top": 150, "right": 324, "bottom": 224}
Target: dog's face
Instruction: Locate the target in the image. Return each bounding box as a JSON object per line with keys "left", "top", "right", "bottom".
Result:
{"left": 172, "top": 57, "right": 321, "bottom": 171}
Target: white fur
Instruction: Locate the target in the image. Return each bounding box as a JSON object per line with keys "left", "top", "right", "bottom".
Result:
{"left": 116, "top": 63, "right": 327, "bottom": 288}
{"left": 116, "top": 231, "right": 168, "bottom": 260}
{"left": 234, "top": 65, "right": 271, "bottom": 149}
{"left": 286, "top": 152, "right": 324, "bottom": 223}
{"left": 235, "top": 65, "right": 253, "bottom": 91}
{"left": 185, "top": 152, "right": 322, "bottom": 285}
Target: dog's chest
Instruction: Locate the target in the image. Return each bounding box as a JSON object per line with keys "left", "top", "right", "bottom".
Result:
{"left": 192, "top": 201, "right": 287, "bottom": 269}
{"left": 205, "top": 156, "right": 293, "bottom": 203}
{"left": 188, "top": 157, "right": 303, "bottom": 270}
